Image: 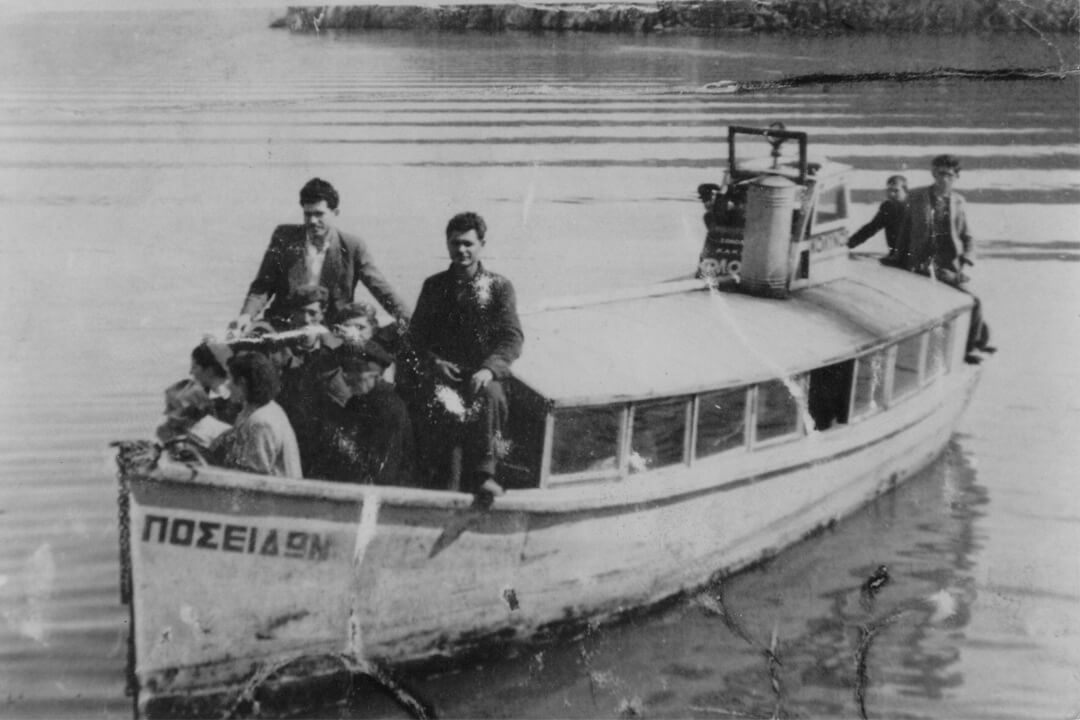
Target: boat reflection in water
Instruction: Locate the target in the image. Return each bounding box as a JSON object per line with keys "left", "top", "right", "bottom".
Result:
{"left": 113, "top": 126, "right": 983, "bottom": 718}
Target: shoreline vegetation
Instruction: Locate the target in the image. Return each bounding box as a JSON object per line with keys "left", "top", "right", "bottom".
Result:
{"left": 271, "top": 1, "right": 1079, "bottom": 34}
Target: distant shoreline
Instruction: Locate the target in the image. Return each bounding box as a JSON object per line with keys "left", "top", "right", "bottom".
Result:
{"left": 271, "top": 1, "right": 1079, "bottom": 34}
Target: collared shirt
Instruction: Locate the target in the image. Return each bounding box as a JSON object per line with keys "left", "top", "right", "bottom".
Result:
{"left": 304, "top": 235, "right": 328, "bottom": 286}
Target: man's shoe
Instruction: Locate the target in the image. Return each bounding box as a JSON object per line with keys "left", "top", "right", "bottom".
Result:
{"left": 979, "top": 345, "right": 998, "bottom": 355}
{"left": 964, "top": 353, "right": 982, "bottom": 365}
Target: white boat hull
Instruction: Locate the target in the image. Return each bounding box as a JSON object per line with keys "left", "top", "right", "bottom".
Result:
{"left": 120, "top": 364, "right": 979, "bottom": 717}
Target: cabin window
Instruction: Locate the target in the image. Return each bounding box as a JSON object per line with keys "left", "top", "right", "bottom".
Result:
{"left": 813, "top": 184, "right": 848, "bottom": 228}
{"left": 696, "top": 387, "right": 748, "bottom": 458}
{"left": 630, "top": 397, "right": 689, "bottom": 473}
{"left": 807, "top": 360, "right": 853, "bottom": 431}
{"left": 851, "top": 349, "right": 888, "bottom": 418}
{"left": 550, "top": 405, "right": 622, "bottom": 475}
{"left": 924, "top": 322, "right": 953, "bottom": 380}
{"left": 891, "top": 335, "right": 924, "bottom": 400}
{"left": 754, "top": 378, "right": 803, "bottom": 445}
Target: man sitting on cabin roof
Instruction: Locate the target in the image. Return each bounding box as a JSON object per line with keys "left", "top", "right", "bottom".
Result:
{"left": 227, "top": 177, "right": 411, "bottom": 336}
{"left": 404, "top": 212, "right": 523, "bottom": 506}
{"left": 847, "top": 174, "right": 908, "bottom": 266}
{"left": 895, "top": 155, "right": 995, "bottom": 363}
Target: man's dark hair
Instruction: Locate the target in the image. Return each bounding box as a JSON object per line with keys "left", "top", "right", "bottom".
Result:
{"left": 697, "top": 183, "right": 722, "bottom": 202}
{"left": 931, "top": 155, "right": 961, "bottom": 173}
{"left": 227, "top": 352, "right": 280, "bottom": 407}
{"left": 445, "top": 212, "right": 487, "bottom": 242}
{"left": 191, "top": 342, "right": 227, "bottom": 379}
{"left": 886, "top": 175, "right": 908, "bottom": 189}
{"left": 299, "top": 177, "right": 339, "bottom": 211}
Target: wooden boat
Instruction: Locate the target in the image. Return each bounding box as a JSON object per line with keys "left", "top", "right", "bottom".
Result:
{"left": 114, "top": 125, "right": 981, "bottom": 718}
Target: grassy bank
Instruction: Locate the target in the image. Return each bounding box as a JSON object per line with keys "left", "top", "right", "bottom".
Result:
{"left": 272, "top": 0, "right": 1079, "bottom": 34}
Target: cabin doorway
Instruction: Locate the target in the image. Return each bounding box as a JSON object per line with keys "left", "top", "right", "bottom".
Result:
{"left": 807, "top": 360, "right": 854, "bottom": 431}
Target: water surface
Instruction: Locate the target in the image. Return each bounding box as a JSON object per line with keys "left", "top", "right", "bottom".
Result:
{"left": 0, "top": 9, "right": 1078, "bottom": 719}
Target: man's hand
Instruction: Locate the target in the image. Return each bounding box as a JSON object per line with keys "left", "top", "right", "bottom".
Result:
{"left": 434, "top": 358, "right": 462, "bottom": 383}
{"left": 470, "top": 368, "right": 494, "bottom": 395}
{"left": 225, "top": 314, "right": 251, "bottom": 340}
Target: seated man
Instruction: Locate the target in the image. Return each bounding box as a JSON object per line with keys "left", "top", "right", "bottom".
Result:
{"left": 896, "top": 154, "right": 994, "bottom": 361}
{"left": 210, "top": 352, "right": 301, "bottom": 477}
{"left": 319, "top": 350, "right": 416, "bottom": 486}
{"left": 405, "top": 212, "right": 523, "bottom": 504}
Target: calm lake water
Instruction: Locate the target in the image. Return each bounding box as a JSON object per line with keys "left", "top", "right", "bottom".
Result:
{"left": 1, "top": 8, "right": 1078, "bottom": 719}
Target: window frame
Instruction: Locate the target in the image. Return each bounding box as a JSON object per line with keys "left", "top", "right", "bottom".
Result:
{"left": 692, "top": 386, "right": 751, "bottom": 462}
{"left": 544, "top": 403, "right": 630, "bottom": 486}
{"left": 628, "top": 395, "right": 694, "bottom": 474}
{"left": 923, "top": 320, "right": 954, "bottom": 384}
{"left": 810, "top": 182, "right": 850, "bottom": 235}
{"left": 888, "top": 333, "right": 927, "bottom": 403}
{"left": 749, "top": 375, "right": 807, "bottom": 450}
{"left": 848, "top": 348, "right": 889, "bottom": 422}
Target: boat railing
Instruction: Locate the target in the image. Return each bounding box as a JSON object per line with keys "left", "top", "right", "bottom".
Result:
{"left": 522, "top": 277, "right": 729, "bottom": 315}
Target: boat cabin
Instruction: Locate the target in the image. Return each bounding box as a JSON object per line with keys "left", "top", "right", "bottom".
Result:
{"left": 492, "top": 124, "right": 975, "bottom": 491}
{"left": 499, "top": 267, "right": 972, "bottom": 490}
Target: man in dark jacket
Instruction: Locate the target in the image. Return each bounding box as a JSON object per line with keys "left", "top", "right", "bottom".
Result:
{"left": 405, "top": 212, "right": 523, "bottom": 503}
{"left": 318, "top": 350, "right": 416, "bottom": 486}
{"left": 228, "top": 177, "right": 410, "bottom": 334}
{"left": 847, "top": 175, "right": 908, "bottom": 266}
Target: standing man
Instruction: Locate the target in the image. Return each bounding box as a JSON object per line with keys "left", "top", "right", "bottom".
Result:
{"left": 228, "top": 178, "right": 410, "bottom": 335}
{"left": 897, "top": 155, "right": 993, "bottom": 361}
{"left": 406, "top": 212, "right": 523, "bottom": 504}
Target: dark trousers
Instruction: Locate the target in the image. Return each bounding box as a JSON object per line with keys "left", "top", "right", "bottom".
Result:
{"left": 414, "top": 379, "right": 509, "bottom": 493}
{"left": 924, "top": 265, "right": 991, "bottom": 355}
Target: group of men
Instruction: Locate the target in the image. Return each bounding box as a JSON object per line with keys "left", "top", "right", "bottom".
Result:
{"left": 160, "top": 178, "right": 522, "bottom": 506}
{"left": 847, "top": 154, "right": 994, "bottom": 362}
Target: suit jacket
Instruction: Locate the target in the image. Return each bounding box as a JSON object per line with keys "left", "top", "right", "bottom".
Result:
{"left": 897, "top": 186, "right": 972, "bottom": 274}
{"left": 240, "top": 225, "right": 410, "bottom": 325}
{"left": 407, "top": 263, "right": 523, "bottom": 380}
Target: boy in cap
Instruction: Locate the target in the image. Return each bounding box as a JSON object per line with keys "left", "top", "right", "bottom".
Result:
{"left": 315, "top": 348, "right": 415, "bottom": 486}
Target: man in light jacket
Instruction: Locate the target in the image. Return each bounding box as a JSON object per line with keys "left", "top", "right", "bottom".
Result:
{"left": 229, "top": 178, "right": 410, "bottom": 334}
{"left": 897, "top": 155, "right": 993, "bottom": 361}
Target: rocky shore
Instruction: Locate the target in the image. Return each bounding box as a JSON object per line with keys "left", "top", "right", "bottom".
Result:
{"left": 272, "top": 0, "right": 1078, "bottom": 34}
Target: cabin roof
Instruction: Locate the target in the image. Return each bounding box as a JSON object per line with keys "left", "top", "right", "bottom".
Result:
{"left": 733, "top": 156, "right": 851, "bottom": 183}
{"left": 514, "top": 259, "right": 973, "bottom": 407}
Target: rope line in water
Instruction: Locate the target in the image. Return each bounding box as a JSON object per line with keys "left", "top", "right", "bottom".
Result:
{"left": 693, "top": 65, "right": 1079, "bottom": 94}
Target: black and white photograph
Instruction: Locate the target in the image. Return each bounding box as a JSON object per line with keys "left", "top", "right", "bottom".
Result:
{"left": 1, "top": 0, "right": 1078, "bottom": 717}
